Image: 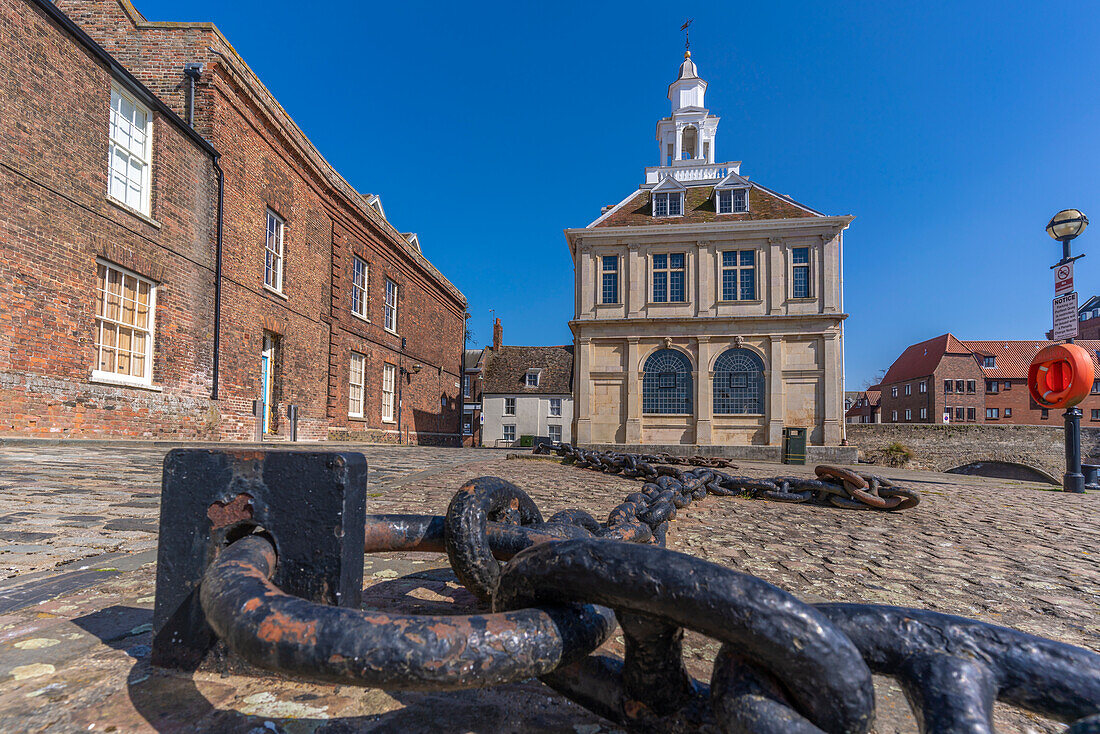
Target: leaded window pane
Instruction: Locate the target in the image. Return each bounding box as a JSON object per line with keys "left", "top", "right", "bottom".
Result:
{"left": 669, "top": 270, "right": 685, "bottom": 302}
{"left": 653, "top": 271, "right": 667, "bottom": 302}
{"left": 733, "top": 189, "right": 747, "bottom": 212}
{"left": 668, "top": 193, "right": 682, "bottom": 216}
{"left": 642, "top": 349, "right": 693, "bottom": 414}
{"left": 654, "top": 194, "right": 668, "bottom": 217}
{"left": 601, "top": 255, "right": 618, "bottom": 304}
{"left": 718, "top": 189, "right": 731, "bottom": 214}
{"left": 713, "top": 348, "right": 765, "bottom": 415}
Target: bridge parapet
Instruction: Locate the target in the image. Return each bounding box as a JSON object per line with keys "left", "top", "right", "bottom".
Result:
{"left": 846, "top": 424, "right": 1100, "bottom": 484}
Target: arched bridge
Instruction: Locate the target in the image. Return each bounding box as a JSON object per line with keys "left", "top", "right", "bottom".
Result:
{"left": 845, "top": 424, "right": 1100, "bottom": 486}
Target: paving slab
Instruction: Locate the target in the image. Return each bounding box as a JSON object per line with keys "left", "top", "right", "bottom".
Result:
{"left": 0, "top": 446, "right": 1096, "bottom": 732}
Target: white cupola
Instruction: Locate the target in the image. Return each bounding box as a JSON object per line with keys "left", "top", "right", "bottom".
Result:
{"left": 654, "top": 51, "right": 721, "bottom": 167}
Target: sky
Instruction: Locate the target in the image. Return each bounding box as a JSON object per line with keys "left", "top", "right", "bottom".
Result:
{"left": 137, "top": 0, "right": 1100, "bottom": 388}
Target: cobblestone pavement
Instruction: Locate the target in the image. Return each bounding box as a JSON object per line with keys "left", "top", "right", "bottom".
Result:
{"left": 0, "top": 447, "right": 1098, "bottom": 732}
{"left": 0, "top": 444, "right": 510, "bottom": 579}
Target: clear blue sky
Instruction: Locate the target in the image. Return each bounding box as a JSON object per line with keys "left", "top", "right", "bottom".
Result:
{"left": 137, "top": 0, "right": 1100, "bottom": 388}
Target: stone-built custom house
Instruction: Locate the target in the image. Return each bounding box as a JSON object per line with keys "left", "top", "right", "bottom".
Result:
{"left": 567, "top": 52, "right": 850, "bottom": 452}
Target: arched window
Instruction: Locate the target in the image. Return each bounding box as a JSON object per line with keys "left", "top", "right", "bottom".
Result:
{"left": 681, "top": 126, "right": 697, "bottom": 159}
{"left": 643, "top": 349, "right": 693, "bottom": 414}
{"left": 713, "top": 348, "right": 765, "bottom": 415}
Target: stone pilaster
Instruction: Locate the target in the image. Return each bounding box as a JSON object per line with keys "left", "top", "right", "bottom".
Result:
{"left": 575, "top": 337, "right": 592, "bottom": 444}
{"left": 625, "top": 337, "right": 642, "bottom": 443}
{"left": 695, "top": 336, "right": 714, "bottom": 444}
{"left": 768, "top": 336, "right": 785, "bottom": 445}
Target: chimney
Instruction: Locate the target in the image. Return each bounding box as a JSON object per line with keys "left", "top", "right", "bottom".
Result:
{"left": 492, "top": 318, "right": 503, "bottom": 351}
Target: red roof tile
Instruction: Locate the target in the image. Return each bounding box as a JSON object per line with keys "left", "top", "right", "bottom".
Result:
{"left": 961, "top": 340, "right": 1100, "bottom": 380}
{"left": 880, "top": 334, "right": 971, "bottom": 385}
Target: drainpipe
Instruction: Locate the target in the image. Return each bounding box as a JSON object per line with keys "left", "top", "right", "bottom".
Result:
{"left": 183, "top": 63, "right": 202, "bottom": 127}
{"left": 211, "top": 156, "right": 224, "bottom": 400}
{"left": 185, "top": 63, "right": 224, "bottom": 401}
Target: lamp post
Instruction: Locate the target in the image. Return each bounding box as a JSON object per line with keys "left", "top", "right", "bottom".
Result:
{"left": 1046, "top": 208, "right": 1089, "bottom": 493}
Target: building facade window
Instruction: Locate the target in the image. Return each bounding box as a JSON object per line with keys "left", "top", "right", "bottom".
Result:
{"left": 955, "top": 380, "right": 965, "bottom": 393}
{"left": 502, "top": 424, "right": 516, "bottom": 442}
{"left": 891, "top": 410, "right": 898, "bottom": 421}
{"left": 653, "top": 192, "right": 683, "bottom": 217}
{"left": 905, "top": 408, "right": 911, "bottom": 421}
{"left": 919, "top": 380, "right": 927, "bottom": 393}
{"left": 1004, "top": 381, "right": 1011, "bottom": 390}
{"left": 381, "top": 364, "right": 396, "bottom": 422}
{"left": 547, "top": 424, "right": 562, "bottom": 443}
{"left": 966, "top": 407, "right": 976, "bottom": 421}
{"left": 713, "top": 348, "right": 765, "bottom": 415}
{"left": 642, "top": 349, "right": 693, "bottom": 414}
{"left": 986, "top": 380, "right": 998, "bottom": 394}
{"left": 108, "top": 86, "right": 152, "bottom": 214}
{"left": 1005, "top": 408, "right": 1012, "bottom": 417}
{"left": 987, "top": 408, "right": 999, "bottom": 419}
{"left": 721, "top": 250, "right": 755, "bottom": 301}
{"left": 463, "top": 375, "right": 471, "bottom": 399}
{"left": 526, "top": 370, "right": 540, "bottom": 387}
{"left": 600, "top": 255, "right": 619, "bottom": 304}
{"left": 384, "top": 278, "right": 398, "bottom": 333}
{"left": 652, "top": 253, "right": 686, "bottom": 303}
{"left": 504, "top": 397, "right": 516, "bottom": 416}
{"left": 904, "top": 384, "right": 912, "bottom": 396}
{"left": 94, "top": 261, "right": 155, "bottom": 384}
{"left": 1092, "top": 410, "right": 1100, "bottom": 421}
{"left": 955, "top": 407, "right": 965, "bottom": 421}
{"left": 944, "top": 380, "right": 953, "bottom": 394}
{"left": 348, "top": 352, "right": 366, "bottom": 417}
{"left": 717, "top": 188, "right": 748, "bottom": 214}
{"left": 792, "top": 247, "right": 810, "bottom": 298}
{"left": 891, "top": 386, "right": 898, "bottom": 398}
{"left": 1042, "top": 408, "right": 1049, "bottom": 419}
{"left": 351, "top": 257, "right": 368, "bottom": 318}
{"left": 983, "top": 356, "right": 996, "bottom": 368}
{"left": 920, "top": 407, "right": 927, "bottom": 420}
{"left": 967, "top": 380, "right": 976, "bottom": 393}
{"left": 549, "top": 398, "right": 562, "bottom": 417}
{"left": 264, "top": 209, "right": 284, "bottom": 292}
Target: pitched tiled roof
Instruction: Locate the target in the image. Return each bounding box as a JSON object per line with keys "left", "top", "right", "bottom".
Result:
{"left": 844, "top": 389, "right": 880, "bottom": 418}
{"left": 962, "top": 340, "right": 1100, "bottom": 380}
{"left": 593, "top": 185, "right": 819, "bottom": 228}
{"left": 482, "top": 346, "right": 574, "bottom": 395}
{"left": 881, "top": 334, "right": 972, "bottom": 385}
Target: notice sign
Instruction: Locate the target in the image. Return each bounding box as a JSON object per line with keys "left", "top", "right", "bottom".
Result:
{"left": 1056, "top": 262, "right": 1074, "bottom": 296}
{"left": 1053, "top": 291, "right": 1080, "bottom": 340}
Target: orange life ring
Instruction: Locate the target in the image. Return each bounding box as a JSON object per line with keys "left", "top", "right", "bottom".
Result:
{"left": 1027, "top": 343, "right": 1095, "bottom": 408}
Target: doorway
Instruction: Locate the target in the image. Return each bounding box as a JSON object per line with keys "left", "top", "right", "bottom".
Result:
{"left": 261, "top": 332, "right": 276, "bottom": 435}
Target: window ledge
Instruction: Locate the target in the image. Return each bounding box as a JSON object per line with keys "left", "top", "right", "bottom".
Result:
{"left": 594, "top": 302, "right": 622, "bottom": 308}
{"left": 347, "top": 415, "right": 368, "bottom": 422}
{"left": 641, "top": 413, "right": 694, "bottom": 417}
{"left": 716, "top": 299, "right": 764, "bottom": 305}
{"left": 89, "top": 372, "right": 163, "bottom": 392}
{"left": 352, "top": 312, "right": 371, "bottom": 324}
{"left": 264, "top": 285, "right": 289, "bottom": 301}
{"left": 106, "top": 196, "right": 161, "bottom": 228}
{"left": 383, "top": 327, "right": 400, "bottom": 337}
{"left": 787, "top": 297, "right": 816, "bottom": 303}
{"left": 381, "top": 418, "right": 397, "bottom": 425}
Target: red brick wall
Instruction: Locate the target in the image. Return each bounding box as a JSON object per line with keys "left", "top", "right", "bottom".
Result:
{"left": 0, "top": 0, "right": 219, "bottom": 438}
{"left": 4, "top": 0, "right": 466, "bottom": 443}
{"left": 984, "top": 378, "right": 1100, "bottom": 426}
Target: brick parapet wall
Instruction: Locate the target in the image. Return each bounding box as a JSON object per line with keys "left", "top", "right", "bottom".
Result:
{"left": 846, "top": 423, "right": 1100, "bottom": 480}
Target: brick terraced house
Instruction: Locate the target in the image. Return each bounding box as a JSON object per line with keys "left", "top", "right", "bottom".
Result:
{"left": 567, "top": 51, "right": 850, "bottom": 452}
{"left": 877, "top": 334, "right": 1100, "bottom": 426}
{"left": 1, "top": 0, "right": 466, "bottom": 442}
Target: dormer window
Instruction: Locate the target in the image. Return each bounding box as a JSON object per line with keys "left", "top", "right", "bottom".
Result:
{"left": 717, "top": 188, "right": 748, "bottom": 214}
{"left": 525, "top": 369, "right": 541, "bottom": 387}
{"left": 653, "top": 192, "right": 683, "bottom": 217}
{"left": 983, "top": 356, "right": 995, "bottom": 368}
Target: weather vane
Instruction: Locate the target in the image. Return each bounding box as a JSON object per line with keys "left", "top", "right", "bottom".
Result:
{"left": 680, "top": 18, "right": 693, "bottom": 54}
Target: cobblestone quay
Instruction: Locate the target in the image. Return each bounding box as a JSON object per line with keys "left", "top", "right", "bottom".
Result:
{"left": 0, "top": 444, "right": 1096, "bottom": 732}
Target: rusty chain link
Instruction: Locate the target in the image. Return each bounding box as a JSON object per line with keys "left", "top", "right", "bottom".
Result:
{"left": 197, "top": 458, "right": 1099, "bottom": 734}
{"left": 535, "top": 442, "right": 920, "bottom": 513}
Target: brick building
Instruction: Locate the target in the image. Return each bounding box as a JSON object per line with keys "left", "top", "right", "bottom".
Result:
{"left": 2, "top": 0, "right": 466, "bottom": 442}
{"left": 844, "top": 389, "right": 880, "bottom": 424}
{"left": 877, "top": 334, "right": 1100, "bottom": 426}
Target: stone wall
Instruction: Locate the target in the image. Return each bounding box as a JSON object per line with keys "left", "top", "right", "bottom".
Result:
{"left": 846, "top": 423, "right": 1100, "bottom": 481}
